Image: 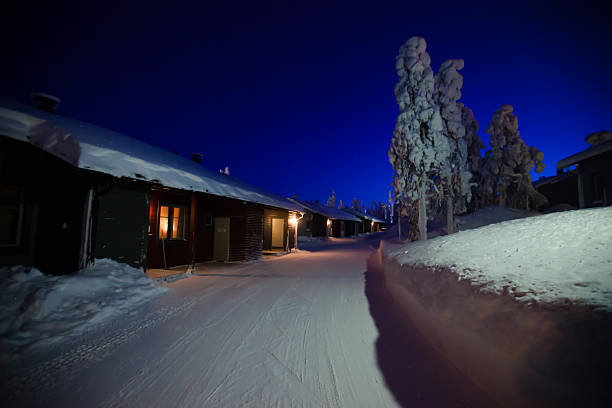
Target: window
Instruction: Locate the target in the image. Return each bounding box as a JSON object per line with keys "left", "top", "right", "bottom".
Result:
{"left": 0, "top": 186, "right": 24, "bottom": 247}
{"left": 158, "top": 204, "right": 187, "bottom": 239}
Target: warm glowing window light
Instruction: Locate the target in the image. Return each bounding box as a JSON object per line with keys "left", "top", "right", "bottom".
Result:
{"left": 158, "top": 205, "right": 185, "bottom": 239}
{"left": 159, "top": 206, "right": 169, "bottom": 238}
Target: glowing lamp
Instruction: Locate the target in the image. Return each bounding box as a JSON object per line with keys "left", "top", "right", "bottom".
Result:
{"left": 289, "top": 216, "right": 298, "bottom": 226}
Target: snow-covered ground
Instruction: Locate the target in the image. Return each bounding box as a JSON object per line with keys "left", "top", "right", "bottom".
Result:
{"left": 0, "top": 259, "right": 166, "bottom": 361}
{"left": 1, "top": 240, "right": 400, "bottom": 407}
{"left": 384, "top": 206, "right": 612, "bottom": 310}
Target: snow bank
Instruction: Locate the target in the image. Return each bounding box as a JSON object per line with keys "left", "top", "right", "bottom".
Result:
{"left": 379, "top": 207, "right": 612, "bottom": 406}
{"left": 0, "top": 259, "right": 166, "bottom": 359}
{"left": 385, "top": 206, "right": 612, "bottom": 310}
{"left": 456, "top": 205, "right": 533, "bottom": 231}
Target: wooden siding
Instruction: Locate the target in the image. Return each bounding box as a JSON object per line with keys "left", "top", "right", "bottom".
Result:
{"left": 0, "top": 138, "right": 86, "bottom": 274}
{"left": 93, "top": 180, "right": 150, "bottom": 269}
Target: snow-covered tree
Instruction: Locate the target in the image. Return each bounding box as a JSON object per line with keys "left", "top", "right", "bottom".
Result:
{"left": 481, "top": 105, "right": 547, "bottom": 209}
{"left": 460, "top": 103, "right": 486, "bottom": 211}
{"left": 338, "top": 200, "right": 344, "bottom": 209}
{"left": 434, "top": 59, "right": 472, "bottom": 234}
{"left": 327, "top": 190, "right": 336, "bottom": 207}
{"left": 352, "top": 197, "right": 360, "bottom": 211}
{"left": 389, "top": 36, "right": 449, "bottom": 241}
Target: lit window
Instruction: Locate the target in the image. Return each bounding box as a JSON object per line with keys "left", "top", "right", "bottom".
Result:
{"left": 0, "top": 186, "right": 23, "bottom": 247}
{"left": 158, "top": 204, "right": 186, "bottom": 240}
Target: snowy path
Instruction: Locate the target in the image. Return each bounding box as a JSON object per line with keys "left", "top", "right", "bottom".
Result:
{"left": 3, "top": 239, "right": 397, "bottom": 407}
{"left": 3, "top": 237, "right": 496, "bottom": 407}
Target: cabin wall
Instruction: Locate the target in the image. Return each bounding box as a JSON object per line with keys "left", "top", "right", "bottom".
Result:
{"left": 536, "top": 173, "right": 579, "bottom": 209}
{"left": 345, "top": 220, "right": 356, "bottom": 236}
{"left": 92, "top": 178, "right": 150, "bottom": 269}
{"left": 147, "top": 189, "right": 192, "bottom": 268}
{"left": 148, "top": 190, "right": 266, "bottom": 268}
{"left": 0, "top": 138, "right": 86, "bottom": 274}
{"left": 579, "top": 151, "right": 612, "bottom": 208}
{"left": 310, "top": 213, "right": 328, "bottom": 237}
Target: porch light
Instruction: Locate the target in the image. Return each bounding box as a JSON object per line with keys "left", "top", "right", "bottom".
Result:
{"left": 289, "top": 215, "right": 298, "bottom": 226}
{"left": 327, "top": 219, "right": 332, "bottom": 226}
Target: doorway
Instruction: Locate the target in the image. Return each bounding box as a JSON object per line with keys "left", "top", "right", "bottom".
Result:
{"left": 271, "top": 217, "right": 285, "bottom": 248}
{"left": 213, "top": 217, "right": 230, "bottom": 261}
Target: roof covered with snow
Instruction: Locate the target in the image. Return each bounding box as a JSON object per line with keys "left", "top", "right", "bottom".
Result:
{"left": 289, "top": 199, "right": 361, "bottom": 222}
{"left": 342, "top": 207, "right": 386, "bottom": 224}
{"left": 0, "top": 97, "right": 302, "bottom": 212}
{"left": 557, "top": 138, "right": 612, "bottom": 170}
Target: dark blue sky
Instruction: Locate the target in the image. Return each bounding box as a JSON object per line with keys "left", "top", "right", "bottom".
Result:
{"left": 2, "top": 1, "right": 610, "bottom": 207}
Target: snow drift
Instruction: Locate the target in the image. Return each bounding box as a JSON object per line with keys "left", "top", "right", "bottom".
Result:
{"left": 0, "top": 259, "right": 166, "bottom": 360}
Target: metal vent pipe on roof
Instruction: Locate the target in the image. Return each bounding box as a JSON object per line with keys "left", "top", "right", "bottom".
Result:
{"left": 30, "top": 92, "right": 61, "bottom": 113}
{"left": 191, "top": 153, "right": 203, "bottom": 164}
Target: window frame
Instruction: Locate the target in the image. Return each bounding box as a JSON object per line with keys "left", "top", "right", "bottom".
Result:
{"left": 0, "top": 186, "right": 24, "bottom": 247}
{"left": 157, "top": 203, "right": 188, "bottom": 241}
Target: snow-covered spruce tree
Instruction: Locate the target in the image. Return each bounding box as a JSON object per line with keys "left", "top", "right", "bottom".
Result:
{"left": 434, "top": 59, "right": 472, "bottom": 234}
{"left": 389, "top": 36, "right": 449, "bottom": 241}
{"left": 459, "top": 103, "right": 486, "bottom": 211}
{"left": 482, "top": 105, "right": 547, "bottom": 209}
{"left": 327, "top": 190, "right": 336, "bottom": 207}
{"left": 338, "top": 200, "right": 344, "bottom": 209}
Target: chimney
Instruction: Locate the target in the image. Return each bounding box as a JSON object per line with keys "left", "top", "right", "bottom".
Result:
{"left": 191, "top": 153, "right": 203, "bottom": 164}
{"left": 30, "top": 92, "right": 61, "bottom": 114}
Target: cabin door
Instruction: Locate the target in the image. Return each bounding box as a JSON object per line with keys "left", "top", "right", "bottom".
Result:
{"left": 271, "top": 218, "right": 284, "bottom": 248}
{"left": 213, "top": 217, "right": 230, "bottom": 261}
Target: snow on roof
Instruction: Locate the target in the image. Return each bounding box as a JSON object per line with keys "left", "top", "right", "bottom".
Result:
{"left": 342, "top": 207, "right": 386, "bottom": 224}
{"left": 0, "top": 97, "right": 302, "bottom": 212}
{"left": 384, "top": 206, "right": 612, "bottom": 311}
{"left": 532, "top": 171, "right": 577, "bottom": 188}
{"left": 557, "top": 138, "right": 612, "bottom": 170}
{"left": 290, "top": 199, "right": 361, "bottom": 222}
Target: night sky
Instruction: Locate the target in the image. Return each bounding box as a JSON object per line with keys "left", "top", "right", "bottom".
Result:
{"left": 2, "top": 1, "right": 610, "bottom": 207}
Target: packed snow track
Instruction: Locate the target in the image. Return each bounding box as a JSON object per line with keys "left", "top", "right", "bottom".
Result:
{"left": 2, "top": 237, "right": 494, "bottom": 407}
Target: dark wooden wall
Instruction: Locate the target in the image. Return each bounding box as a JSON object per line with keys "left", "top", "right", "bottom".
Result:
{"left": 0, "top": 138, "right": 86, "bottom": 274}
{"left": 93, "top": 179, "right": 150, "bottom": 270}
{"left": 536, "top": 174, "right": 579, "bottom": 209}
{"left": 580, "top": 151, "right": 612, "bottom": 208}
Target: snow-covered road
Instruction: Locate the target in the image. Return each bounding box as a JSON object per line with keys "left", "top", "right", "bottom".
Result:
{"left": 3, "top": 236, "right": 494, "bottom": 407}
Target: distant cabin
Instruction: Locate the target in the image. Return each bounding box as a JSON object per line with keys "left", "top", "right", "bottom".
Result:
{"left": 535, "top": 134, "right": 612, "bottom": 210}
{"left": 0, "top": 97, "right": 302, "bottom": 275}
{"left": 290, "top": 199, "right": 362, "bottom": 238}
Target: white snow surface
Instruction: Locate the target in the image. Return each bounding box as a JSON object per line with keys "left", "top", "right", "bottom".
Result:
{"left": 0, "top": 259, "right": 166, "bottom": 359}
{"left": 2, "top": 240, "right": 398, "bottom": 407}
{"left": 0, "top": 98, "right": 301, "bottom": 212}
{"left": 384, "top": 207, "right": 612, "bottom": 310}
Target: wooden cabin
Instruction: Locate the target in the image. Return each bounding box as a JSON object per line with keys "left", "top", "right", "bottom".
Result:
{"left": 555, "top": 137, "right": 612, "bottom": 208}
{"left": 290, "top": 199, "right": 361, "bottom": 238}
{"left": 342, "top": 208, "right": 387, "bottom": 233}
{"left": 0, "top": 97, "right": 301, "bottom": 274}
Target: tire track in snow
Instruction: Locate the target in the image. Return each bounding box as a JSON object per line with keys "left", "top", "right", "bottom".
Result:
{"left": 2, "top": 296, "right": 197, "bottom": 403}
